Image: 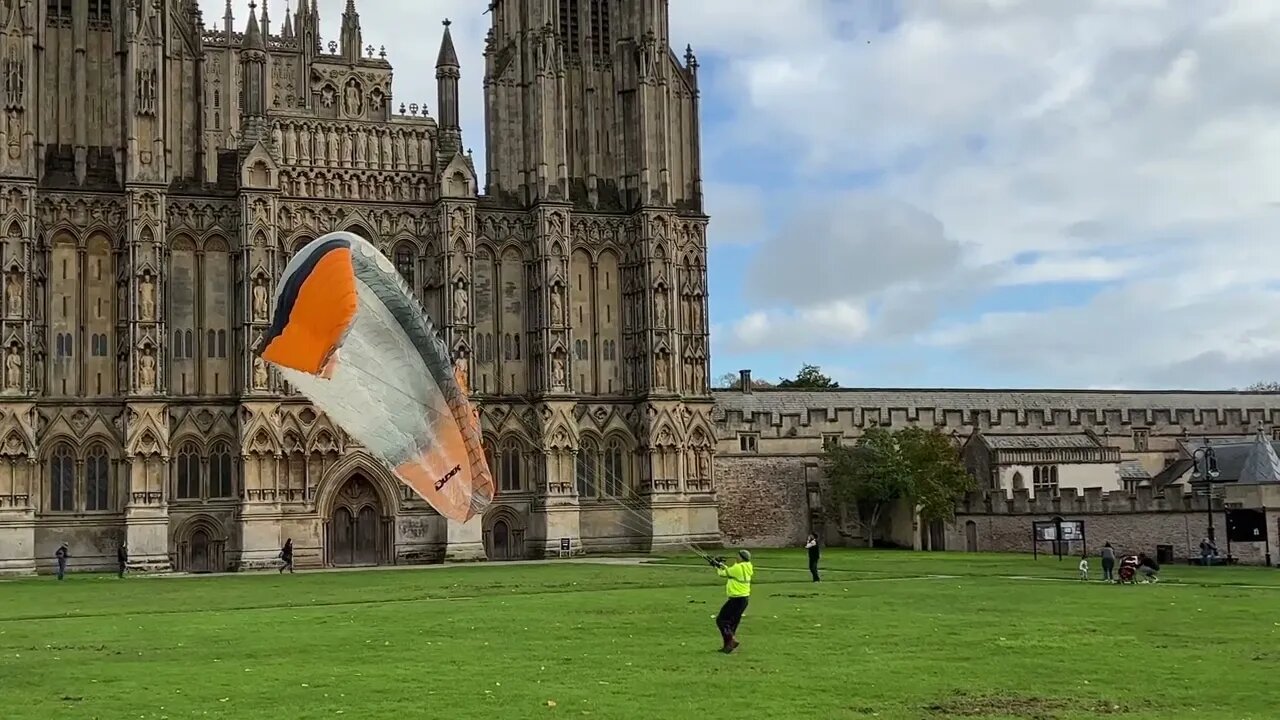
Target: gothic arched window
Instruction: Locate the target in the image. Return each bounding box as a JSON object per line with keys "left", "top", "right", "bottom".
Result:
{"left": 176, "top": 442, "right": 201, "bottom": 499}
{"left": 576, "top": 438, "right": 599, "bottom": 498}
{"left": 500, "top": 440, "right": 522, "bottom": 493}
{"left": 48, "top": 443, "right": 75, "bottom": 512}
{"left": 209, "top": 442, "right": 234, "bottom": 498}
{"left": 603, "top": 438, "right": 625, "bottom": 497}
{"left": 84, "top": 444, "right": 112, "bottom": 511}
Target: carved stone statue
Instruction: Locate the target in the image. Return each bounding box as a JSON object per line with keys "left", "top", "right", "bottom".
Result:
{"left": 549, "top": 285, "right": 563, "bottom": 324}
{"left": 655, "top": 352, "right": 668, "bottom": 388}
{"left": 4, "top": 270, "right": 20, "bottom": 316}
{"left": 552, "top": 353, "right": 566, "bottom": 388}
{"left": 252, "top": 356, "right": 268, "bottom": 389}
{"left": 654, "top": 288, "right": 667, "bottom": 327}
{"left": 355, "top": 128, "right": 366, "bottom": 166}
{"left": 138, "top": 276, "right": 156, "bottom": 321}
{"left": 252, "top": 279, "right": 268, "bottom": 321}
{"left": 343, "top": 79, "right": 363, "bottom": 118}
{"left": 452, "top": 283, "right": 469, "bottom": 323}
{"left": 298, "top": 125, "right": 311, "bottom": 162}
{"left": 138, "top": 349, "right": 156, "bottom": 390}
{"left": 4, "top": 345, "right": 19, "bottom": 390}
{"left": 272, "top": 123, "right": 283, "bottom": 157}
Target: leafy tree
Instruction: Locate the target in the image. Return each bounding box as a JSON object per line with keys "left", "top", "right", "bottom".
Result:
{"left": 822, "top": 426, "right": 974, "bottom": 547}
{"left": 1244, "top": 381, "right": 1280, "bottom": 392}
{"left": 777, "top": 364, "right": 839, "bottom": 389}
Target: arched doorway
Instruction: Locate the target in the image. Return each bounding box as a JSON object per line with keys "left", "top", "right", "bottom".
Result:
{"left": 326, "top": 473, "right": 389, "bottom": 567}
{"left": 175, "top": 516, "right": 226, "bottom": 573}
{"left": 482, "top": 507, "right": 526, "bottom": 561}
{"left": 965, "top": 520, "right": 978, "bottom": 552}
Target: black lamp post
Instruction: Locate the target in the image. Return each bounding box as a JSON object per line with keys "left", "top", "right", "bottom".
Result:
{"left": 1191, "top": 440, "right": 1220, "bottom": 543}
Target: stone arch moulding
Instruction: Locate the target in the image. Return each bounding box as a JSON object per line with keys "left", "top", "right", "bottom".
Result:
{"left": 313, "top": 450, "right": 402, "bottom": 516}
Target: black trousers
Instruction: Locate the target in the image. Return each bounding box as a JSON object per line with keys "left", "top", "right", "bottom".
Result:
{"left": 716, "top": 596, "right": 749, "bottom": 637}
{"left": 1101, "top": 558, "right": 1114, "bottom": 581}
{"left": 808, "top": 553, "right": 820, "bottom": 581}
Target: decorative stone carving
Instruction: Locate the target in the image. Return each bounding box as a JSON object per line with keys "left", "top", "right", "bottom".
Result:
{"left": 4, "top": 344, "right": 19, "bottom": 390}
{"left": 138, "top": 348, "right": 157, "bottom": 390}
{"left": 343, "top": 78, "right": 363, "bottom": 118}
{"left": 4, "top": 269, "right": 20, "bottom": 316}
{"left": 654, "top": 287, "right": 667, "bottom": 327}
{"left": 4, "top": 52, "right": 23, "bottom": 110}
{"left": 252, "top": 278, "right": 269, "bottom": 321}
{"left": 655, "top": 351, "right": 668, "bottom": 388}
{"left": 552, "top": 352, "right": 566, "bottom": 388}
{"left": 252, "top": 356, "right": 268, "bottom": 389}
{"left": 138, "top": 274, "right": 156, "bottom": 321}
{"left": 550, "top": 284, "right": 563, "bottom": 325}
{"left": 452, "top": 282, "right": 468, "bottom": 323}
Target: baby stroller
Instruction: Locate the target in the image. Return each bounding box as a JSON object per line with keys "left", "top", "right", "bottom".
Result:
{"left": 1116, "top": 555, "right": 1139, "bottom": 584}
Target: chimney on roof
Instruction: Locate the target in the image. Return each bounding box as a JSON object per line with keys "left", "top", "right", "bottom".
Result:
{"left": 739, "top": 369, "right": 752, "bottom": 394}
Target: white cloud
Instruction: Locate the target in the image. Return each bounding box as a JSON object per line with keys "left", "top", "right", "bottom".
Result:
{"left": 720, "top": 301, "right": 870, "bottom": 354}
{"left": 694, "top": 0, "right": 1280, "bottom": 387}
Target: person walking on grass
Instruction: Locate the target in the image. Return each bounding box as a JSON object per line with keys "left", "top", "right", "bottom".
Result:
{"left": 1100, "top": 542, "right": 1116, "bottom": 583}
{"left": 279, "top": 538, "right": 294, "bottom": 574}
{"left": 805, "top": 533, "right": 821, "bottom": 582}
{"left": 1078, "top": 553, "right": 1089, "bottom": 581}
{"left": 54, "top": 542, "right": 69, "bottom": 580}
{"left": 709, "top": 549, "right": 754, "bottom": 654}
{"left": 117, "top": 542, "right": 128, "bottom": 579}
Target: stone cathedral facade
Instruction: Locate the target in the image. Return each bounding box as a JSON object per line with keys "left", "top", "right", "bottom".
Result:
{"left": 0, "top": 0, "right": 716, "bottom": 575}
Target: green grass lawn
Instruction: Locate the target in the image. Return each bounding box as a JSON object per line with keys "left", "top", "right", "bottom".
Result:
{"left": 2, "top": 549, "right": 1277, "bottom": 719}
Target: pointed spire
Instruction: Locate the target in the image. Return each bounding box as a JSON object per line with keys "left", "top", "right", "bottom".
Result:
{"left": 260, "top": 0, "right": 270, "bottom": 39}
{"left": 339, "top": 0, "right": 362, "bottom": 62}
{"left": 243, "top": 1, "right": 264, "bottom": 49}
{"left": 436, "top": 18, "right": 459, "bottom": 68}
{"left": 224, "top": 0, "right": 233, "bottom": 22}
{"left": 282, "top": 1, "right": 293, "bottom": 38}
{"left": 1240, "top": 428, "right": 1280, "bottom": 484}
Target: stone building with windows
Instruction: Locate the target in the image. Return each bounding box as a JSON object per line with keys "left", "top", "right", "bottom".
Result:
{"left": 712, "top": 372, "right": 1280, "bottom": 562}
{"left": 0, "top": 0, "right": 715, "bottom": 575}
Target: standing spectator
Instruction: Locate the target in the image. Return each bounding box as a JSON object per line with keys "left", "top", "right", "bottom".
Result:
{"left": 1100, "top": 542, "right": 1116, "bottom": 582}
{"left": 54, "top": 543, "right": 69, "bottom": 580}
{"left": 117, "top": 543, "right": 128, "bottom": 578}
{"left": 805, "top": 533, "right": 821, "bottom": 582}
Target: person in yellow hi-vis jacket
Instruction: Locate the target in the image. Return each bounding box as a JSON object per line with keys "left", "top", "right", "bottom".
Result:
{"left": 710, "top": 549, "right": 754, "bottom": 653}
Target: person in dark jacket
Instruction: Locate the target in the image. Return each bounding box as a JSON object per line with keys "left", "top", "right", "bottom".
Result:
{"left": 805, "top": 534, "right": 820, "bottom": 582}
{"left": 1099, "top": 542, "right": 1116, "bottom": 582}
{"left": 279, "top": 538, "right": 294, "bottom": 574}
{"left": 117, "top": 543, "right": 128, "bottom": 579}
{"left": 54, "top": 543, "right": 69, "bottom": 580}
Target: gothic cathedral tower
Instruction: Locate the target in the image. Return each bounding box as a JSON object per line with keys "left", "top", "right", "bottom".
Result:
{"left": 0, "top": 0, "right": 714, "bottom": 576}
{"left": 477, "top": 0, "right": 716, "bottom": 553}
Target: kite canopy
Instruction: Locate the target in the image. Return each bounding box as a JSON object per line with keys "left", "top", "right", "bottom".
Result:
{"left": 255, "top": 231, "right": 493, "bottom": 523}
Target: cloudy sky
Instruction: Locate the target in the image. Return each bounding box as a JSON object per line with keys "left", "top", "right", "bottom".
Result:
{"left": 213, "top": 0, "right": 1280, "bottom": 391}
